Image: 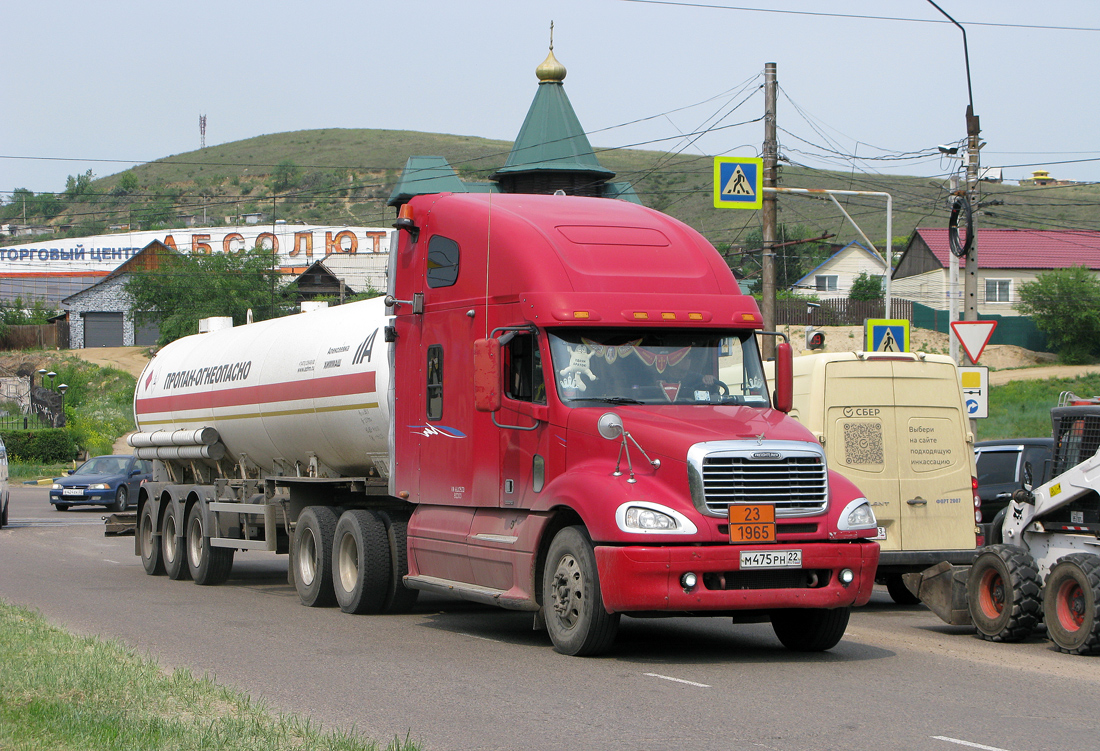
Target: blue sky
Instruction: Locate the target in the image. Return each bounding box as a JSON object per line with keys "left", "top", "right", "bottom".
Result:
{"left": 4, "top": 1, "right": 1099, "bottom": 194}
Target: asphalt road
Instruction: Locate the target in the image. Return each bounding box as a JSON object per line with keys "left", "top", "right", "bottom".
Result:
{"left": 2, "top": 486, "right": 1098, "bottom": 751}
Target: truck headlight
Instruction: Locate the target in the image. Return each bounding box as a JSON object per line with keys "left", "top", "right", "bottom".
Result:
{"left": 615, "top": 501, "right": 698, "bottom": 535}
{"left": 838, "top": 498, "right": 877, "bottom": 530}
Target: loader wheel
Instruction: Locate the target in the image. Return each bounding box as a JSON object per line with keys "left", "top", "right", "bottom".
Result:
{"left": 293, "top": 506, "right": 339, "bottom": 607}
{"left": 967, "top": 544, "right": 1041, "bottom": 642}
{"left": 332, "top": 510, "right": 391, "bottom": 615}
{"left": 379, "top": 510, "right": 419, "bottom": 614}
{"left": 771, "top": 607, "right": 850, "bottom": 652}
{"left": 1043, "top": 553, "right": 1100, "bottom": 655}
{"left": 886, "top": 574, "right": 921, "bottom": 605}
{"left": 186, "top": 503, "right": 233, "bottom": 585}
{"left": 139, "top": 501, "right": 164, "bottom": 576}
{"left": 542, "top": 526, "right": 620, "bottom": 656}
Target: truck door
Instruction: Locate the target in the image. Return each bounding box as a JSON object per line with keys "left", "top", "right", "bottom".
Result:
{"left": 498, "top": 330, "right": 551, "bottom": 509}
{"left": 823, "top": 359, "right": 904, "bottom": 549}
{"left": 890, "top": 359, "right": 975, "bottom": 551}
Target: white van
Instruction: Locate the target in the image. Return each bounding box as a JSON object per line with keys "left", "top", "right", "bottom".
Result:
{"left": 763, "top": 351, "right": 980, "bottom": 603}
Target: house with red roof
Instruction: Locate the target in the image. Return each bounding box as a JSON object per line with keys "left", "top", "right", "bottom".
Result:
{"left": 892, "top": 228, "right": 1100, "bottom": 317}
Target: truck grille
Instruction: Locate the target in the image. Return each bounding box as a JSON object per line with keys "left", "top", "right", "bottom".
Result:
{"left": 687, "top": 440, "right": 829, "bottom": 518}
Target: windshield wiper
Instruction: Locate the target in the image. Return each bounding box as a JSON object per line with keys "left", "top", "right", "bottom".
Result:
{"left": 569, "top": 397, "right": 645, "bottom": 404}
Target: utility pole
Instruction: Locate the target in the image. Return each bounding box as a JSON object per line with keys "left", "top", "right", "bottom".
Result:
{"left": 964, "top": 105, "right": 981, "bottom": 339}
{"left": 761, "top": 62, "right": 778, "bottom": 359}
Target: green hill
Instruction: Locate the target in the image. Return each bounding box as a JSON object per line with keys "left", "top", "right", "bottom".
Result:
{"left": 7, "top": 127, "right": 1100, "bottom": 262}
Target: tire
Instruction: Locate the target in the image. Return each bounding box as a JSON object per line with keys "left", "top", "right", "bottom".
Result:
{"left": 111, "top": 485, "right": 129, "bottom": 512}
{"left": 332, "top": 510, "right": 391, "bottom": 615}
{"left": 0, "top": 494, "right": 7, "bottom": 528}
{"left": 542, "top": 526, "right": 620, "bottom": 656}
{"left": 292, "top": 506, "right": 338, "bottom": 607}
{"left": 379, "top": 510, "right": 419, "bottom": 614}
{"left": 988, "top": 507, "right": 1009, "bottom": 546}
{"left": 139, "top": 502, "right": 165, "bottom": 576}
{"left": 1043, "top": 553, "right": 1100, "bottom": 655}
{"left": 886, "top": 574, "right": 921, "bottom": 605}
{"left": 186, "top": 502, "right": 233, "bottom": 585}
{"left": 55, "top": 503, "right": 70, "bottom": 511}
{"left": 771, "top": 607, "right": 850, "bottom": 652}
{"left": 160, "top": 503, "right": 190, "bottom": 581}
{"left": 967, "top": 544, "right": 1041, "bottom": 642}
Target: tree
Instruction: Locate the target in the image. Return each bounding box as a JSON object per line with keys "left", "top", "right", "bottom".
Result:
{"left": 64, "top": 169, "right": 96, "bottom": 199}
{"left": 848, "top": 271, "right": 884, "bottom": 301}
{"left": 126, "top": 247, "right": 298, "bottom": 345}
{"left": 732, "top": 225, "right": 832, "bottom": 293}
{"left": 272, "top": 160, "right": 301, "bottom": 192}
{"left": 1017, "top": 266, "right": 1100, "bottom": 364}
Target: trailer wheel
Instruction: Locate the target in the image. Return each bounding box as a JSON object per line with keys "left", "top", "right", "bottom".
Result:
{"left": 379, "top": 511, "right": 419, "bottom": 614}
{"left": 161, "top": 503, "right": 191, "bottom": 581}
{"left": 332, "top": 510, "right": 391, "bottom": 615}
{"left": 542, "top": 526, "right": 620, "bottom": 656}
{"left": 186, "top": 503, "right": 233, "bottom": 585}
{"left": 886, "top": 574, "right": 921, "bottom": 605}
{"left": 138, "top": 501, "right": 164, "bottom": 576}
{"left": 292, "top": 506, "right": 338, "bottom": 607}
{"left": 967, "top": 544, "right": 1041, "bottom": 642}
{"left": 771, "top": 607, "right": 850, "bottom": 651}
{"left": 1043, "top": 553, "right": 1100, "bottom": 655}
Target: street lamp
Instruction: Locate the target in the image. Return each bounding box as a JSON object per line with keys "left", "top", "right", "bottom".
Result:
{"left": 57, "top": 384, "right": 68, "bottom": 427}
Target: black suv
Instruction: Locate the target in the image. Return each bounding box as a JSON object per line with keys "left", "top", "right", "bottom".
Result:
{"left": 974, "top": 438, "right": 1054, "bottom": 540}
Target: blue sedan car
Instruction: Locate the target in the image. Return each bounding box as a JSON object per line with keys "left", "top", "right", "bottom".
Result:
{"left": 51, "top": 455, "right": 152, "bottom": 512}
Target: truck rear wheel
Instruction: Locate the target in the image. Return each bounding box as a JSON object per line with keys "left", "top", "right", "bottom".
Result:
{"left": 139, "top": 502, "right": 164, "bottom": 576}
{"left": 161, "top": 503, "right": 191, "bottom": 581}
{"left": 379, "top": 510, "right": 419, "bottom": 614}
{"left": 1043, "top": 553, "right": 1100, "bottom": 655}
{"left": 332, "top": 510, "right": 391, "bottom": 615}
{"left": 967, "top": 544, "right": 1041, "bottom": 642}
{"left": 293, "top": 506, "right": 338, "bottom": 607}
{"left": 542, "top": 526, "right": 620, "bottom": 656}
{"left": 186, "top": 503, "right": 233, "bottom": 585}
{"left": 771, "top": 607, "right": 850, "bottom": 651}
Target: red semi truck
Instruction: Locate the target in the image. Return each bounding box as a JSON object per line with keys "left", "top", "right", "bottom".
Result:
{"left": 131, "top": 192, "right": 880, "bottom": 656}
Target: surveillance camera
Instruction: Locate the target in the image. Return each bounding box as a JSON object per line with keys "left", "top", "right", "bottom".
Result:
{"left": 938, "top": 145, "right": 959, "bottom": 155}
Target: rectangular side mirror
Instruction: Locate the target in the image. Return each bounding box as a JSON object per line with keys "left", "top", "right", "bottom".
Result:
{"left": 773, "top": 340, "right": 793, "bottom": 413}
{"left": 473, "top": 338, "right": 502, "bottom": 412}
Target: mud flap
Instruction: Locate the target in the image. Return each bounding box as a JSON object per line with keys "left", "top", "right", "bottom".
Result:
{"left": 901, "top": 561, "right": 973, "bottom": 626}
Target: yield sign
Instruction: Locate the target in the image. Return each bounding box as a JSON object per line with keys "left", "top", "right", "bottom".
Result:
{"left": 951, "top": 320, "right": 998, "bottom": 363}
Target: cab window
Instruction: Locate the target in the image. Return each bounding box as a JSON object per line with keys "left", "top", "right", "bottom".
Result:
{"left": 506, "top": 332, "right": 546, "bottom": 404}
{"left": 426, "top": 235, "right": 459, "bottom": 288}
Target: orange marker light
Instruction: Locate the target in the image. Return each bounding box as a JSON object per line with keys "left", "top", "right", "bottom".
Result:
{"left": 633, "top": 312, "right": 649, "bottom": 320}
{"left": 573, "top": 311, "right": 590, "bottom": 319}
{"left": 689, "top": 313, "right": 704, "bottom": 321}
{"left": 661, "top": 312, "right": 676, "bottom": 320}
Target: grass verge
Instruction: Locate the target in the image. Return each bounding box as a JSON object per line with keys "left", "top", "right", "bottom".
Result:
{"left": 983, "top": 373, "right": 1100, "bottom": 440}
{"left": 10, "top": 461, "right": 74, "bottom": 483}
{"left": 0, "top": 600, "right": 419, "bottom": 751}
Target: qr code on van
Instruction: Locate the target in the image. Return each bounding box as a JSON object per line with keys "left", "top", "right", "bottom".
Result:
{"left": 843, "top": 421, "right": 884, "bottom": 466}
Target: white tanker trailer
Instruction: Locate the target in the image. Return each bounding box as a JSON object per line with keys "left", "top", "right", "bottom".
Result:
{"left": 125, "top": 193, "right": 880, "bottom": 657}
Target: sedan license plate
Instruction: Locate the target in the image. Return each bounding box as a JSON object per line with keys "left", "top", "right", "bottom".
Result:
{"left": 62, "top": 488, "right": 84, "bottom": 497}
{"left": 728, "top": 504, "right": 775, "bottom": 543}
{"left": 740, "top": 550, "right": 802, "bottom": 569}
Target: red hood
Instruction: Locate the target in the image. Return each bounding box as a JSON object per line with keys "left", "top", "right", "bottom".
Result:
{"left": 565, "top": 405, "right": 817, "bottom": 462}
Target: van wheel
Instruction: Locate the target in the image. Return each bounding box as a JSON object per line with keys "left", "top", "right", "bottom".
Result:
{"left": 293, "top": 506, "right": 338, "bottom": 607}
{"left": 161, "top": 503, "right": 190, "bottom": 581}
{"left": 186, "top": 503, "right": 233, "bottom": 585}
{"left": 379, "top": 510, "right": 419, "bottom": 614}
{"left": 332, "top": 510, "right": 391, "bottom": 614}
{"left": 771, "top": 607, "right": 850, "bottom": 651}
{"left": 886, "top": 574, "right": 921, "bottom": 605}
{"left": 139, "top": 502, "right": 164, "bottom": 576}
{"left": 1043, "top": 553, "right": 1100, "bottom": 655}
{"left": 967, "top": 544, "right": 1041, "bottom": 642}
{"left": 542, "top": 526, "right": 620, "bottom": 656}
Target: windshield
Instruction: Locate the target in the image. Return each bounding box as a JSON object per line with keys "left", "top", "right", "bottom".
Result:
{"left": 548, "top": 329, "right": 769, "bottom": 407}
{"left": 76, "top": 456, "right": 129, "bottom": 475}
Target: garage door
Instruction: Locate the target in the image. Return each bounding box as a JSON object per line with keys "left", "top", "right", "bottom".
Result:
{"left": 135, "top": 318, "right": 160, "bottom": 346}
{"left": 83, "top": 312, "right": 124, "bottom": 347}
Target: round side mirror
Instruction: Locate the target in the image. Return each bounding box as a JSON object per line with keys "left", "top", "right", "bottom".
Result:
{"left": 597, "top": 412, "right": 624, "bottom": 440}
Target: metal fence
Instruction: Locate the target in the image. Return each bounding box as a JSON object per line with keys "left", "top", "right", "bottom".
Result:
{"left": 0, "top": 413, "right": 55, "bottom": 432}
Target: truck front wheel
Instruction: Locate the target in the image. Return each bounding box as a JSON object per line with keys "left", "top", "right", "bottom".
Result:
{"left": 293, "top": 506, "right": 338, "bottom": 607}
{"left": 542, "top": 526, "right": 620, "bottom": 656}
{"left": 139, "top": 502, "right": 164, "bottom": 576}
{"left": 1043, "top": 553, "right": 1100, "bottom": 655}
{"left": 967, "top": 544, "right": 1040, "bottom": 642}
{"left": 186, "top": 503, "right": 233, "bottom": 585}
{"left": 771, "top": 607, "right": 850, "bottom": 651}
{"left": 332, "top": 510, "right": 391, "bottom": 615}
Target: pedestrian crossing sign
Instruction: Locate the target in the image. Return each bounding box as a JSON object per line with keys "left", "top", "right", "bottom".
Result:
{"left": 713, "top": 157, "right": 763, "bottom": 210}
{"left": 864, "top": 319, "right": 910, "bottom": 352}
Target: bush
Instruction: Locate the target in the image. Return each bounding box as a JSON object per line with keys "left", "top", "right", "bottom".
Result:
{"left": 2, "top": 429, "right": 77, "bottom": 463}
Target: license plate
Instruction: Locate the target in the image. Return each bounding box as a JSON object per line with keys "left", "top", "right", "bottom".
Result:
{"left": 740, "top": 550, "right": 802, "bottom": 569}
{"left": 62, "top": 488, "right": 84, "bottom": 496}
{"left": 872, "top": 526, "right": 887, "bottom": 540}
{"left": 728, "top": 504, "right": 775, "bottom": 543}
